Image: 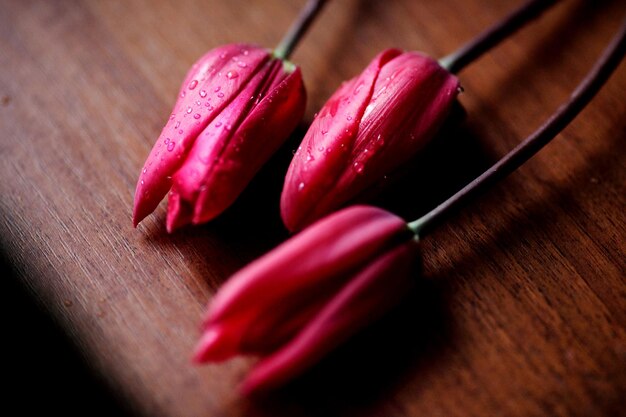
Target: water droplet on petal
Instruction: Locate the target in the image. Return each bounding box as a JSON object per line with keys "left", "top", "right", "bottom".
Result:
{"left": 321, "top": 129, "right": 328, "bottom": 135}
{"left": 215, "top": 122, "right": 222, "bottom": 127}
{"left": 142, "top": 168, "right": 147, "bottom": 174}
{"left": 346, "top": 115, "right": 353, "bottom": 121}
{"left": 217, "top": 92, "right": 224, "bottom": 98}
{"left": 180, "top": 91, "right": 186, "bottom": 98}
{"left": 167, "top": 141, "right": 175, "bottom": 152}
{"left": 194, "top": 113, "right": 201, "bottom": 119}
{"left": 188, "top": 80, "right": 198, "bottom": 90}
{"left": 353, "top": 162, "right": 364, "bottom": 174}
{"left": 298, "top": 182, "right": 305, "bottom": 191}
{"left": 199, "top": 89, "right": 207, "bottom": 98}
{"left": 224, "top": 124, "right": 232, "bottom": 131}
{"left": 237, "top": 61, "right": 248, "bottom": 68}
{"left": 164, "top": 137, "right": 170, "bottom": 144}
{"left": 214, "top": 86, "right": 221, "bottom": 92}
{"left": 178, "top": 129, "right": 184, "bottom": 134}
{"left": 318, "top": 146, "right": 324, "bottom": 152}
{"left": 226, "top": 70, "right": 238, "bottom": 79}
{"left": 175, "top": 121, "right": 181, "bottom": 128}
{"left": 186, "top": 106, "right": 193, "bottom": 114}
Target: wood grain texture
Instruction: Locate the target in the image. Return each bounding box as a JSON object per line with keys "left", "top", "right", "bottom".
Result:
{"left": 1, "top": 0, "right": 625, "bottom": 416}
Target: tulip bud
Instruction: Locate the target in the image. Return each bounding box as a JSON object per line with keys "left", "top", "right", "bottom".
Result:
{"left": 281, "top": 49, "right": 460, "bottom": 231}
{"left": 133, "top": 44, "right": 306, "bottom": 231}
{"left": 192, "top": 205, "right": 419, "bottom": 394}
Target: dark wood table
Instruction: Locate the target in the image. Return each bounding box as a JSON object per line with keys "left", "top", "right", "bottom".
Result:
{"left": 2, "top": 0, "right": 625, "bottom": 416}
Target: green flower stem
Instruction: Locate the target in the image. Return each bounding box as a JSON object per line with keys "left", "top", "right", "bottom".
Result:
{"left": 274, "top": 0, "right": 329, "bottom": 61}
{"left": 440, "top": 0, "right": 559, "bottom": 74}
{"left": 410, "top": 16, "right": 626, "bottom": 238}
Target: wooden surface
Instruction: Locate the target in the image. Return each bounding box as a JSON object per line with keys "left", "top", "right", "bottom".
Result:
{"left": 1, "top": 0, "right": 625, "bottom": 416}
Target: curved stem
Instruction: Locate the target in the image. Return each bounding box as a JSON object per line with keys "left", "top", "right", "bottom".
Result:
{"left": 410, "top": 17, "right": 626, "bottom": 238}
{"left": 274, "top": 0, "right": 329, "bottom": 60}
{"left": 440, "top": 0, "right": 559, "bottom": 74}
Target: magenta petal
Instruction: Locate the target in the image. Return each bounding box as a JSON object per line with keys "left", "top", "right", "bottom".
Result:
{"left": 281, "top": 49, "right": 402, "bottom": 232}
{"left": 193, "top": 206, "right": 409, "bottom": 364}
{"left": 135, "top": 44, "right": 306, "bottom": 230}
{"left": 191, "top": 67, "right": 305, "bottom": 225}
{"left": 205, "top": 206, "right": 407, "bottom": 324}
{"left": 133, "top": 44, "right": 272, "bottom": 226}
{"left": 281, "top": 50, "right": 460, "bottom": 231}
{"left": 165, "top": 190, "right": 192, "bottom": 233}
{"left": 240, "top": 241, "right": 419, "bottom": 395}
{"left": 170, "top": 65, "right": 306, "bottom": 228}
{"left": 192, "top": 324, "right": 242, "bottom": 363}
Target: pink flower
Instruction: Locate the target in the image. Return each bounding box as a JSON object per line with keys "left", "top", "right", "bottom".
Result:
{"left": 133, "top": 44, "right": 306, "bottom": 231}
{"left": 281, "top": 49, "right": 460, "bottom": 231}
{"left": 192, "top": 205, "right": 419, "bottom": 394}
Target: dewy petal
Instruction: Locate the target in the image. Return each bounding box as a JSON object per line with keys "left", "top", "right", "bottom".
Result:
{"left": 281, "top": 49, "right": 402, "bottom": 232}
{"left": 165, "top": 61, "right": 305, "bottom": 231}
{"left": 350, "top": 52, "right": 460, "bottom": 183}
{"left": 133, "top": 44, "right": 270, "bottom": 226}
{"left": 240, "top": 240, "right": 419, "bottom": 395}
{"left": 194, "top": 206, "right": 409, "bottom": 362}
{"left": 281, "top": 50, "right": 460, "bottom": 231}
{"left": 165, "top": 59, "right": 281, "bottom": 231}
{"left": 191, "top": 66, "right": 306, "bottom": 226}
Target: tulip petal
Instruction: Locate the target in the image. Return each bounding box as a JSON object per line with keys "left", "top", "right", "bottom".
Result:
{"left": 165, "top": 62, "right": 306, "bottom": 230}
{"left": 238, "top": 277, "right": 339, "bottom": 355}
{"left": 281, "top": 51, "right": 460, "bottom": 231}
{"left": 207, "top": 206, "right": 407, "bottom": 322}
{"left": 194, "top": 206, "right": 409, "bottom": 362}
{"left": 240, "top": 241, "right": 419, "bottom": 395}
{"left": 354, "top": 52, "right": 460, "bottom": 177}
{"left": 281, "top": 49, "right": 402, "bottom": 232}
{"left": 133, "top": 44, "right": 270, "bottom": 226}
{"left": 191, "top": 66, "right": 306, "bottom": 226}
{"left": 164, "top": 59, "right": 281, "bottom": 230}
{"left": 192, "top": 322, "right": 243, "bottom": 363}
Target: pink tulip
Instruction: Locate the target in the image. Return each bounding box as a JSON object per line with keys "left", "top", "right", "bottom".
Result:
{"left": 281, "top": 49, "right": 460, "bottom": 231}
{"left": 192, "top": 205, "right": 419, "bottom": 394}
{"left": 133, "top": 44, "right": 306, "bottom": 231}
